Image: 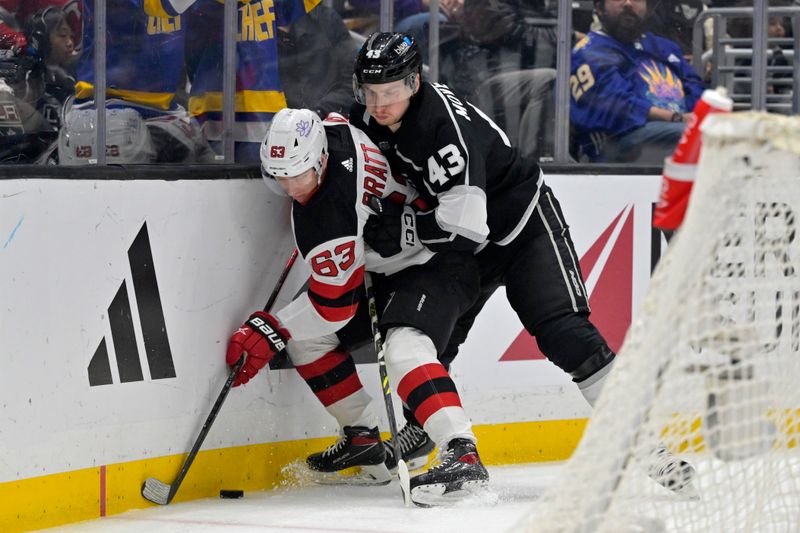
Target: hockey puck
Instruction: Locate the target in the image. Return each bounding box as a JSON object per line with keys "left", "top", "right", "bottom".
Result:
{"left": 219, "top": 489, "right": 244, "bottom": 499}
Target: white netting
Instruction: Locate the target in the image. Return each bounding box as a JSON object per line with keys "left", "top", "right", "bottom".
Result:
{"left": 517, "top": 112, "right": 800, "bottom": 533}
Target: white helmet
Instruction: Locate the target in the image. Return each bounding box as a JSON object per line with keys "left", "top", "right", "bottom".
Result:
{"left": 58, "top": 107, "right": 155, "bottom": 165}
{"left": 260, "top": 108, "right": 327, "bottom": 181}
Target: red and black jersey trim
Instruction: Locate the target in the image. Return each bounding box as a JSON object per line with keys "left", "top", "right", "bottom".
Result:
{"left": 307, "top": 283, "right": 364, "bottom": 323}
{"left": 295, "top": 350, "right": 363, "bottom": 407}
{"left": 309, "top": 265, "right": 365, "bottom": 300}
{"left": 397, "top": 363, "right": 463, "bottom": 426}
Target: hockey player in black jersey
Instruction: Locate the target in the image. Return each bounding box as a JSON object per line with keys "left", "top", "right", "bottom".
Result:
{"left": 350, "top": 32, "right": 697, "bottom": 499}
{"left": 224, "top": 108, "right": 489, "bottom": 503}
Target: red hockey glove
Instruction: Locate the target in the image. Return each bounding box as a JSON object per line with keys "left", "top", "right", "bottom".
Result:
{"left": 225, "top": 311, "right": 290, "bottom": 387}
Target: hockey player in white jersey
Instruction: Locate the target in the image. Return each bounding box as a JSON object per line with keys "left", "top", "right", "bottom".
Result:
{"left": 224, "top": 108, "right": 489, "bottom": 503}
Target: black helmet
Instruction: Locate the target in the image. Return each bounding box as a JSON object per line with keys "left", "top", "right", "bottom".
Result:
{"left": 354, "top": 32, "right": 422, "bottom": 84}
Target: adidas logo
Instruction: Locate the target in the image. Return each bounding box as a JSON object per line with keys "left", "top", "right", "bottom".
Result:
{"left": 342, "top": 158, "right": 354, "bottom": 172}
{"left": 87, "top": 222, "right": 176, "bottom": 386}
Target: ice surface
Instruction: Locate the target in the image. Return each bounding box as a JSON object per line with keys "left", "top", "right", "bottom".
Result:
{"left": 43, "top": 463, "right": 563, "bottom": 533}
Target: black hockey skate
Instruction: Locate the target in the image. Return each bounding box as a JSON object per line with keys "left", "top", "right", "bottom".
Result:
{"left": 306, "top": 426, "right": 392, "bottom": 486}
{"left": 647, "top": 444, "right": 698, "bottom": 498}
{"left": 384, "top": 420, "right": 436, "bottom": 472}
{"left": 409, "top": 438, "right": 490, "bottom": 507}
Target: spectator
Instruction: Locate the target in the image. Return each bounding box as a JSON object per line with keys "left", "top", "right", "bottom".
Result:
{"left": 726, "top": 0, "right": 795, "bottom": 108}
{"left": 432, "top": 0, "right": 557, "bottom": 97}
{"left": 766, "top": 11, "right": 793, "bottom": 101}
{"left": 277, "top": 4, "right": 357, "bottom": 118}
{"left": 24, "top": 6, "right": 77, "bottom": 108}
{"left": 570, "top": 0, "right": 705, "bottom": 163}
{"left": 460, "top": 0, "right": 557, "bottom": 68}
{"left": 0, "top": 0, "right": 82, "bottom": 52}
{"left": 645, "top": 0, "right": 706, "bottom": 58}
{"left": 58, "top": 0, "right": 212, "bottom": 165}
{"left": 0, "top": 7, "right": 76, "bottom": 163}
{"left": 459, "top": 0, "right": 559, "bottom": 160}
{"left": 348, "top": 0, "right": 461, "bottom": 61}
{"left": 184, "top": 0, "right": 323, "bottom": 162}
{"left": 0, "top": 49, "right": 53, "bottom": 162}
{"left": 472, "top": 68, "right": 556, "bottom": 161}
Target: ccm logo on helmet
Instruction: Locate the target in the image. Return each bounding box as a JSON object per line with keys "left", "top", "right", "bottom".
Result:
{"left": 248, "top": 316, "right": 287, "bottom": 351}
{"left": 270, "top": 146, "right": 286, "bottom": 158}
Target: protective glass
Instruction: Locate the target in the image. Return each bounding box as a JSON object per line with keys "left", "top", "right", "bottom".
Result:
{"left": 353, "top": 74, "right": 417, "bottom": 106}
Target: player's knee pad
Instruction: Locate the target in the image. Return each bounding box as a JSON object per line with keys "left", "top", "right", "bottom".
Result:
{"left": 532, "top": 312, "right": 615, "bottom": 380}
{"left": 286, "top": 334, "right": 340, "bottom": 366}
{"left": 58, "top": 107, "right": 156, "bottom": 165}
{"left": 383, "top": 327, "right": 438, "bottom": 379}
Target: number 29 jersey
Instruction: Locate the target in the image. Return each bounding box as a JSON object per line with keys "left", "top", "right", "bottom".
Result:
{"left": 274, "top": 114, "right": 433, "bottom": 341}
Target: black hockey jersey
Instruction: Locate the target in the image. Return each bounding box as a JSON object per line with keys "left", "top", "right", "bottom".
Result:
{"left": 351, "top": 82, "right": 543, "bottom": 250}
{"left": 275, "top": 114, "right": 433, "bottom": 340}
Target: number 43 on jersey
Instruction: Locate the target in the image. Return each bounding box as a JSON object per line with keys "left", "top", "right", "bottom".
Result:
{"left": 427, "top": 144, "right": 465, "bottom": 186}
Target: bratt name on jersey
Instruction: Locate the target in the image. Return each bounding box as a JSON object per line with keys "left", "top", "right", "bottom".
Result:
{"left": 360, "top": 143, "right": 391, "bottom": 204}
{"left": 431, "top": 83, "right": 470, "bottom": 121}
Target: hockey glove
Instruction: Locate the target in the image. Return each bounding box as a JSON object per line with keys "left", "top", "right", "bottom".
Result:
{"left": 363, "top": 194, "right": 420, "bottom": 258}
{"left": 226, "top": 311, "right": 290, "bottom": 387}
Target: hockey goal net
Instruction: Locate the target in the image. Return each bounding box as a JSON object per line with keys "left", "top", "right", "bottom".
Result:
{"left": 518, "top": 112, "right": 800, "bottom": 533}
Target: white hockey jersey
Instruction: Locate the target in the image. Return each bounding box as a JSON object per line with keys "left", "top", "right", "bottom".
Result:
{"left": 275, "top": 114, "right": 434, "bottom": 341}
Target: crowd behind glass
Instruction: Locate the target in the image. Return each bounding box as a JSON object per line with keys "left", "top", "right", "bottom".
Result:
{"left": 0, "top": 0, "right": 794, "bottom": 166}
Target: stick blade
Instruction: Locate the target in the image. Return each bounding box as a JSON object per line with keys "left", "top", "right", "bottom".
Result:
{"left": 142, "top": 477, "right": 172, "bottom": 505}
{"left": 397, "top": 459, "right": 411, "bottom": 507}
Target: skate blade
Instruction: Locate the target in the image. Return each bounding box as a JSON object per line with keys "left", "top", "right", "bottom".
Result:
{"left": 311, "top": 463, "right": 392, "bottom": 486}
{"left": 398, "top": 460, "right": 411, "bottom": 507}
{"left": 410, "top": 479, "right": 489, "bottom": 507}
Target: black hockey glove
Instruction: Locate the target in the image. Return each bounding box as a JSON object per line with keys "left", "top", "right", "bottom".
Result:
{"left": 363, "top": 194, "right": 420, "bottom": 258}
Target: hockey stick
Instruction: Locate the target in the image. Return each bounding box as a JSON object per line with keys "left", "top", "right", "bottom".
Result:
{"left": 363, "top": 271, "right": 412, "bottom": 507}
{"left": 141, "top": 248, "right": 299, "bottom": 505}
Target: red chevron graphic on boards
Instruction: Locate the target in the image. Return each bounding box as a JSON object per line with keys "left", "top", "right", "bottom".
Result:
{"left": 499, "top": 206, "right": 634, "bottom": 361}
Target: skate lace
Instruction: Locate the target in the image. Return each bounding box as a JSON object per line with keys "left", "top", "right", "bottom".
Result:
{"left": 322, "top": 434, "right": 349, "bottom": 458}
{"left": 396, "top": 424, "right": 426, "bottom": 455}
{"left": 429, "top": 447, "right": 455, "bottom": 472}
